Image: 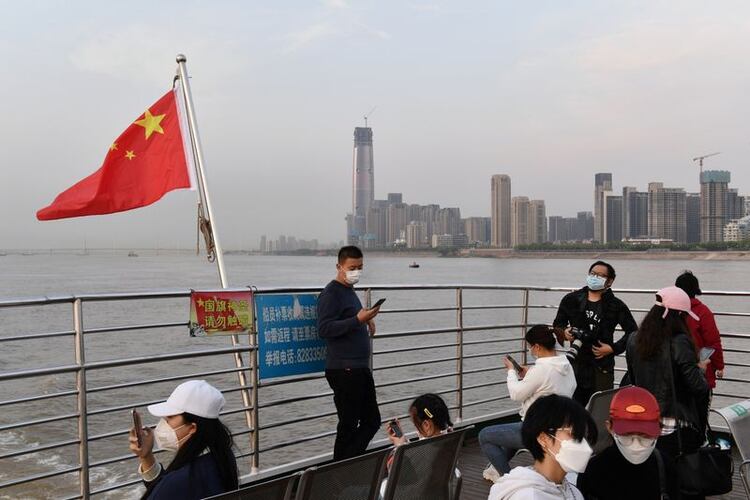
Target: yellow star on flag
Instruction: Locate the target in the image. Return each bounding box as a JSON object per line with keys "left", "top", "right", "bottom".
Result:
{"left": 110, "top": 142, "right": 118, "bottom": 151}
{"left": 134, "top": 109, "right": 166, "bottom": 139}
{"left": 125, "top": 150, "right": 136, "bottom": 160}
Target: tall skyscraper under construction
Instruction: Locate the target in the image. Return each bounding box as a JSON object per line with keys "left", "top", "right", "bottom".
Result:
{"left": 700, "top": 170, "right": 730, "bottom": 243}
{"left": 346, "top": 127, "right": 375, "bottom": 245}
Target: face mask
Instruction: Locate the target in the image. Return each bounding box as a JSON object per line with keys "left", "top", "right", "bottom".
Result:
{"left": 547, "top": 434, "right": 593, "bottom": 473}
{"left": 154, "top": 419, "right": 187, "bottom": 451}
{"left": 527, "top": 346, "right": 537, "bottom": 360}
{"left": 614, "top": 433, "right": 656, "bottom": 465}
{"left": 344, "top": 270, "right": 362, "bottom": 285}
{"left": 586, "top": 274, "right": 607, "bottom": 291}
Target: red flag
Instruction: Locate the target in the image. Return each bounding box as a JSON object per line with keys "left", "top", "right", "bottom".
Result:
{"left": 36, "top": 90, "right": 194, "bottom": 220}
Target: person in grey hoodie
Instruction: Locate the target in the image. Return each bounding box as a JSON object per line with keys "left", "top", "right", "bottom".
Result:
{"left": 488, "top": 395, "right": 597, "bottom": 500}
{"left": 480, "top": 325, "right": 577, "bottom": 481}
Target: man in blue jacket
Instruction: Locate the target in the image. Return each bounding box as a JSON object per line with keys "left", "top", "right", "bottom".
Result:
{"left": 317, "top": 246, "right": 382, "bottom": 460}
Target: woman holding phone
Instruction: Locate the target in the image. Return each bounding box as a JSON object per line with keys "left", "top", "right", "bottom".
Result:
{"left": 480, "top": 325, "right": 577, "bottom": 482}
{"left": 128, "top": 380, "right": 238, "bottom": 499}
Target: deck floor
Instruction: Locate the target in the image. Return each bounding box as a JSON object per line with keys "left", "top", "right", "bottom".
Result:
{"left": 457, "top": 438, "right": 747, "bottom": 500}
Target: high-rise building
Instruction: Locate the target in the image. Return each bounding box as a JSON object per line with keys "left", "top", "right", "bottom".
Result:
{"left": 686, "top": 193, "right": 701, "bottom": 244}
{"left": 259, "top": 235, "right": 267, "bottom": 253}
{"left": 548, "top": 216, "right": 565, "bottom": 242}
{"left": 346, "top": 127, "right": 375, "bottom": 244}
{"left": 464, "top": 217, "right": 491, "bottom": 245}
{"left": 405, "top": 221, "right": 428, "bottom": 248}
{"left": 622, "top": 187, "right": 648, "bottom": 239}
{"left": 511, "top": 196, "right": 530, "bottom": 247}
{"left": 577, "top": 212, "right": 594, "bottom": 241}
{"left": 727, "top": 188, "right": 745, "bottom": 222}
{"left": 648, "top": 182, "right": 687, "bottom": 242}
{"left": 365, "top": 204, "right": 387, "bottom": 248}
{"left": 528, "top": 200, "right": 547, "bottom": 244}
{"left": 387, "top": 192, "right": 403, "bottom": 204}
{"left": 594, "top": 173, "right": 613, "bottom": 242}
{"left": 603, "top": 192, "right": 623, "bottom": 243}
{"left": 700, "top": 170, "right": 731, "bottom": 242}
{"left": 438, "top": 207, "right": 462, "bottom": 236}
{"left": 387, "top": 203, "right": 408, "bottom": 244}
{"left": 491, "top": 175, "right": 512, "bottom": 248}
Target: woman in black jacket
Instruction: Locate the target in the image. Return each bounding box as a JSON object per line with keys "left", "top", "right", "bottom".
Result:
{"left": 625, "top": 286, "right": 708, "bottom": 464}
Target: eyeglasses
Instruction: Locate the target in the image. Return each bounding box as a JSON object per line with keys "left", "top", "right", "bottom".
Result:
{"left": 588, "top": 271, "right": 609, "bottom": 279}
{"left": 615, "top": 434, "right": 655, "bottom": 447}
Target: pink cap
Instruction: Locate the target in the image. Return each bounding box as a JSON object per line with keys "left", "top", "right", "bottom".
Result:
{"left": 655, "top": 286, "right": 699, "bottom": 321}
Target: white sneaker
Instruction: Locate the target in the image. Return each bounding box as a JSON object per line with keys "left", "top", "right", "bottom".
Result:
{"left": 482, "top": 463, "right": 502, "bottom": 483}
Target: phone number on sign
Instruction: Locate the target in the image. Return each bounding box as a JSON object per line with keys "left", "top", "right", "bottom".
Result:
{"left": 296, "top": 346, "right": 327, "bottom": 363}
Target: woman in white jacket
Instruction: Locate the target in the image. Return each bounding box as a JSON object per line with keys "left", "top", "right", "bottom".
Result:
{"left": 488, "top": 394, "right": 597, "bottom": 500}
{"left": 480, "top": 325, "right": 577, "bottom": 481}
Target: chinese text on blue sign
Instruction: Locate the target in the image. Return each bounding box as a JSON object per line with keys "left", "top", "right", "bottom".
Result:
{"left": 255, "top": 294, "right": 326, "bottom": 380}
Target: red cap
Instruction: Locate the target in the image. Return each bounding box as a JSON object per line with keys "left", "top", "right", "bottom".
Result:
{"left": 610, "top": 386, "right": 661, "bottom": 438}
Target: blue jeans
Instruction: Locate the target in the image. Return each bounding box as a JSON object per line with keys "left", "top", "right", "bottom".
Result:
{"left": 478, "top": 421, "right": 524, "bottom": 474}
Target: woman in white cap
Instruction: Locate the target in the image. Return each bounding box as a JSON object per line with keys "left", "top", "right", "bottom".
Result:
{"left": 128, "top": 380, "right": 238, "bottom": 499}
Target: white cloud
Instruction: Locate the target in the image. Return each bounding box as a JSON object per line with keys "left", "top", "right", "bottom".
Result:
{"left": 323, "top": 0, "right": 349, "bottom": 9}
{"left": 69, "top": 23, "right": 251, "bottom": 87}
{"left": 282, "top": 22, "right": 337, "bottom": 53}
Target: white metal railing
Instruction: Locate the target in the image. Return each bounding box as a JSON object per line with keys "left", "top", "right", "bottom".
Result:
{"left": 0, "top": 285, "right": 748, "bottom": 498}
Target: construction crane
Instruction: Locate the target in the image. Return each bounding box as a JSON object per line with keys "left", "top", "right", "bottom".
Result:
{"left": 692, "top": 151, "right": 721, "bottom": 175}
{"left": 363, "top": 106, "right": 377, "bottom": 127}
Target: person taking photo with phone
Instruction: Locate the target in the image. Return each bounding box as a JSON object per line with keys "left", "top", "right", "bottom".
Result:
{"left": 553, "top": 261, "right": 638, "bottom": 406}
{"left": 382, "top": 393, "right": 457, "bottom": 498}
{"left": 480, "top": 325, "right": 577, "bottom": 482}
{"left": 128, "top": 380, "right": 238, "bottom": 500}
{"left": 317, "top": 245, "right": 383, "bottom": 460}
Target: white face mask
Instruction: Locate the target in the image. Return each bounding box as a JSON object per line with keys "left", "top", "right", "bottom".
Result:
{"left": 154, "top": 419, "right": 188, "bottom": 451}
{"left": 344, "top": 269, "right": 362, "bottom": 285}
{"left": 547, "top": 433, "right": 593, "bottom": 473}
{"left": 614, "top": 433, "right": 657, "bottom": 465}
{"left": 528, "top": 345, "right": 537, "bottom": 360}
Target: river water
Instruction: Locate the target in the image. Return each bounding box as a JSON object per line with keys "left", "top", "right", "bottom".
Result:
{"left": 0, "top": 253, "right": 748, "bottom": 499}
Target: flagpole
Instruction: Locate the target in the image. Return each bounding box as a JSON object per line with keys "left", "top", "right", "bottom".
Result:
{"left": 175, "top": 54, "right": 229, "bottom": 288}
{"left": 175, "top": 54, "right": 259, "bottom": 473}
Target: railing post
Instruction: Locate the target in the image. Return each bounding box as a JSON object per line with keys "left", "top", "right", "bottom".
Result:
{"left": 250, "top": 330, "right": 260, "bottom": 474}
{"left": 73, "top": 298, "right": 90, "bottom": 499}
{"left": 365, "top": 288, "right": 373, "bottom": 371}
{"left": 456, "top": 288, "right": 464, "bottom": 423}
{"left": 520, "top": 289, "right": 530, "bottom": 366}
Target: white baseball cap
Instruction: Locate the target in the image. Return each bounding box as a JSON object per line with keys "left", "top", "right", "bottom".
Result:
{"left": 148, "top": 380, "right": 225, "bottom": 419}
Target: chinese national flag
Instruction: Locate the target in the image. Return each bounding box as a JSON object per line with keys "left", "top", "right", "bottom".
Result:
{"left": 36, "top": 89, "right": 194, "bottom": 220}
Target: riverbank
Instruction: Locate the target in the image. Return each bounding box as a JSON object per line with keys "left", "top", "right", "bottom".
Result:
{"left": 467, "top": 249, "right": 750, "bottom": 260}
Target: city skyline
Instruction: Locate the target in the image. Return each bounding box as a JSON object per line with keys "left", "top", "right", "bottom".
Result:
{"left": 4, "top": 2, "right": 750, "bottom": 249}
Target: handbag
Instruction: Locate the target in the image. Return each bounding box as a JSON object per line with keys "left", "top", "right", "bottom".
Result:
{"left": 665, "top": 335, "right": 733, "bottom": 496}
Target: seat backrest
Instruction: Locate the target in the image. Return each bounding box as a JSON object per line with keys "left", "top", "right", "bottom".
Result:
{"left": 382, "top": 427, "right": 470, "bottom": 500}
{"left": 714, "top": 400, "right": 750, "bottom": 461}
{"left": 586, "top": 386, "right": 626, "bottom": 455}
{"left": 204, "top": 472, "right": 299, "bottom": 500}
{"left": 294, "top": 448, "right": 389, "bottom": 500}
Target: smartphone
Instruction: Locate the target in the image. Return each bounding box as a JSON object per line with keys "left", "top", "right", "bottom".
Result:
{"left": 388, "top": 419, "right": 403, "bottom": 438}
{"left": 699, "top": 347, "right": 715, "bottom": 362}
{"left": 132, "top": 408, "right": 143, "bottom": 447}
{"left": 506, "top": 354, "right": 523, "bottom": 372}
{"left": 372, "top": 298, "right": 386, "bottom": 309}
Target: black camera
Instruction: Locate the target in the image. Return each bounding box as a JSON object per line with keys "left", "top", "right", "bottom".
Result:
{"left": 566, "top": 327, "right": 596, "bottom": 362}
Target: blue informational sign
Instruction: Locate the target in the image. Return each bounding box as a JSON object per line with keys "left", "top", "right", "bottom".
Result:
{"left": 255, "top": 294, "right": 326, "bottom": 380}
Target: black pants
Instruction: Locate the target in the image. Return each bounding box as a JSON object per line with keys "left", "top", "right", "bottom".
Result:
{"left": 325, "top": 368, "right": 381, "bottom": 460}
{"left": 572, "top": 364, "right": 614, "bottom": 407}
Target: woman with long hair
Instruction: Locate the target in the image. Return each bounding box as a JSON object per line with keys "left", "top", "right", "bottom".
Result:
{"left": 128, "top": 380, "right": 238, "bottom": 499}
{"left": 625, "top": 287, "right": 708, "bottom": 499}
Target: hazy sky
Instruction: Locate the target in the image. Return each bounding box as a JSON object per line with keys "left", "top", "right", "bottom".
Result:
{"left": 2, "top": 0, "right": 749, "bottom": 249}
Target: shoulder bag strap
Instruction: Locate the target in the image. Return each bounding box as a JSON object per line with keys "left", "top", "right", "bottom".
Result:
{"left": 664, "top": 336, "right": 684, "bottom": 454}
{"left": 654, "top": 448, "right": 670, "bottom": 500}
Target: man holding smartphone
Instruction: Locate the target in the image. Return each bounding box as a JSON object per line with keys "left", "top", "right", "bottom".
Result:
{"left": 317, "top": 245, "right": 382, "bottom": 460}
